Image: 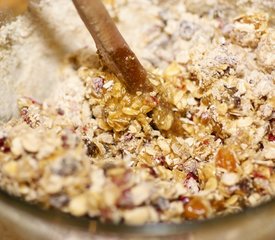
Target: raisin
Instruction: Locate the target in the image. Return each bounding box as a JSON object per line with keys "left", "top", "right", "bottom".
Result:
{"left": 238, "top": 178, "right": 253, "bottom": 195}
{"left": 184, "top": 198, "right": 207, "bottom": 220}
{"left": 186, "top": 171, "right": 199, "bottom": 182}
{"left": 57, "top": 108, "right": 65, "bottom": 115}
{"left": 85, "top": 141, "right": 99, "bottom": 157}
{"left": 178, "top": 196, "right": 190, "bottom": 204}
{"left": 215, "top": 147, "right": 237, "bottom": 172}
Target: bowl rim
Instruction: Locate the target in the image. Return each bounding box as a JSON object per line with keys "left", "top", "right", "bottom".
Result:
{"left": 0, "top": 188, "right": 274, "bottom": 237}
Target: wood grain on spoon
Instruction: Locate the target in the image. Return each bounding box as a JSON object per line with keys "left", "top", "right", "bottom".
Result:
{"left": 72, "top": 0, "right": 152, "bottom": 94}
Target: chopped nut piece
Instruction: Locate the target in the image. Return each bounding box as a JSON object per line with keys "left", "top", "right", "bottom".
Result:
{"left": 10, "top": 138, "right": 23, "bottom": 156}
{"left": 22, "top": 134, "right": 40, "bottom": 153}
{"left": 221, "top": 172, "right": 240, "bottom": 186}
{"left": 69, "top": 194, "right": 88, "bottom": 217}
{"left": 205, "top": 177, "right": 218, "bottom": 191}
{"left": 123, "top": 207, "right": 151, "bottom": 225}
{"left": 130, "top": 183, "right": 151, "bottom": 206}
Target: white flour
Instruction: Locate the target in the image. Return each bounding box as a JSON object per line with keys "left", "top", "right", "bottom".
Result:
{"left": 0, "top": 0, "right": 95, "bottom": 121}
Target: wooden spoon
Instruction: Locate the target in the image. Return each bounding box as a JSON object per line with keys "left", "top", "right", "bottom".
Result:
{"left": 72, "top": 0, "right": 152, "bottom": 94}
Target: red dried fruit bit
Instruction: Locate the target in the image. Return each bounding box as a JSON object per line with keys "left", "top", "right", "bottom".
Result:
{"left": 186, "top": 171, "right": 199, "bottom": 182}
{"left": 178, "top": 195, "right": 190, "bottom": 204}
{"left": 61, "top": 135, "right": 70, "bottom": 149}
{"left": 139, "top": 164, "right": 158, "bottom": 177}
{"left": 20, "top": 107, "right": 32, "bottom": 125}
{"left": 82, "top": 126, "right": 88, "bottom": 133}
{"left": 268, "top": 133, "right": 275, "bottom": 142}
{"left": 215, "top": 147, "right": 237, "bottom": 172}
{"left": 149, "top": 167, "right": 158, "bottom": 177}
{"left": 253, "top": 171, "right": 266, "bottom": 179}
{"left": 238, "top": 178, "right": 253, "bottom": 195}
{"left": 20, "top": 107, "right": 28, "bottom": 116}
{"left": 0, "top": 136, "right": 6, "bottom": 148}
{"left": 155, "top": 155, "right": 166, "bottom": 165}
{"left": 150, "top": 96, "right": 159, "bottom": 105}
{"left": 183, "top": 198, "right": 207, "bottom": 220}
{"left": 202, "top": 139, "right": 210, "bottom": 145}
{"left": 0, "top": 136, "right": 10, "bottom": 153}
{"left": 25, "top": 96, "right": 42, "bottom": 105}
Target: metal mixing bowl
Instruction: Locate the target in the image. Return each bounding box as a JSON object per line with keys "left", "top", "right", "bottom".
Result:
{"left": 1, "top": 190, "right": 275, "bottom": 240}
{"left": 1, "top": 1, "right": 274, "bottom": 240}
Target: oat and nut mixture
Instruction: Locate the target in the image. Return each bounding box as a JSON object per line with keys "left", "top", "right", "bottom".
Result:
{"left": 0, "top": 0, "right": 274, "bottom": 225}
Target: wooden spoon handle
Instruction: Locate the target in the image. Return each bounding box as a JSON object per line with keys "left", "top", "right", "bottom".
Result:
{"left": 0, "top": 0, "right": 28, "bottom": 22}
{"left": 72, "top": 0, "right": 152, "bottom": 93}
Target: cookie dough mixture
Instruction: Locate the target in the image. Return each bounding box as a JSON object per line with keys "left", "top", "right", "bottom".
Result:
{"left": 0, "top": 0, "right": 274, "bottom": 225}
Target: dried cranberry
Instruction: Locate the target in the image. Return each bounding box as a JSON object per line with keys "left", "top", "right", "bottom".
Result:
{"left": 0, "top": 136, "right": 6, "bottom": 148}
{"left": 253, "top": 171, "right": 266, "bottom": 179}
{"left": 268, "top": 133, "right": 275, "bottom": 142}
{"left": 20, "top": 107, "right": 28, "bottom": 116}
{"left": 20, "top": 108, "right": 33, "bottom": 126}
{"left": 61, "top": 135, "right": 70, "bottom": 149}
{"left": 150, "top": 96, "right": 159, "bottom": 105}
{"left": 178, "top": 195, "right": 190, "bottom": 204}
{"left": 238, "top": 178, "right": 253, "bottom": 195}
{"left": 148, "top": 167, "right": 158, "bottom": 177}
{"left": 155, "top": 155, "right": 170, "bottom": 169}
{"left": 82, "top": 126, "right": 88, "bottom": 133}
{"left": 186, "top": 171, "right": 199, "bottom": 182}
{"left": 202, "top": 139, "right": 210, "bottom": 145}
